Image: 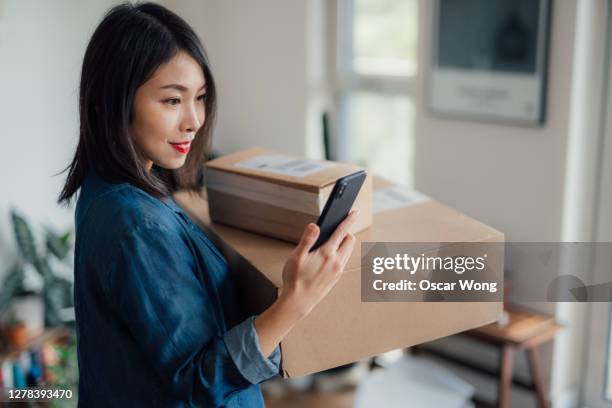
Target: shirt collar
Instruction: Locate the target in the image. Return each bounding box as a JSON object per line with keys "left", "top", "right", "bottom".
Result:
{"left": 161, "top": 196, "right": 184, "bottom": 214}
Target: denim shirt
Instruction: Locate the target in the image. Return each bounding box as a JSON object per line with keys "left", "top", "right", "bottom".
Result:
{"left": 73, "top": 171, "right": 281, "bottom": 407}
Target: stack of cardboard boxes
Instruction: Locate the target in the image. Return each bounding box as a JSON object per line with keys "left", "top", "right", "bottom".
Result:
{"left": 204, "top": 147, "right": 372, "bottom": 243}
{"left": 175, "top": 147, "right": 504, "bottom": 378}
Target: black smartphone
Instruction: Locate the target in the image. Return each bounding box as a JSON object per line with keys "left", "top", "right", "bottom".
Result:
{"left": 310, "top": 170, "right": 366, "bottom": 251}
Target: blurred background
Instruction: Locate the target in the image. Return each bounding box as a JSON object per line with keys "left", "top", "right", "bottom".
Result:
{"left": 1, "top": 0, "right": 611, "bottom": 407}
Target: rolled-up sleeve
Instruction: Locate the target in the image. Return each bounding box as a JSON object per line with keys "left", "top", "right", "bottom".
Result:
{"left": 224, "top": 316, "right": 282, "bottom": 384}
{"left": 102, "top": 221, "right": 280, "bottom": 406}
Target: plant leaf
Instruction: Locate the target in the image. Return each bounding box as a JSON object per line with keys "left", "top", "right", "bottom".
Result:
{"left": 10, "top": 209, "right": 40, "bottom": 265}
{"left": 45, "top": 227, "right": 70, "bottom": 260}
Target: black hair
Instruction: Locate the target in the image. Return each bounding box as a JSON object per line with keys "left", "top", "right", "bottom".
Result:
{"left": 58, "top": 1, "right": 216, "bottom": 205}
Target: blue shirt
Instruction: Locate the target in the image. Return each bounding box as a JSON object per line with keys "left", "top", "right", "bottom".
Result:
{"left": 73, "top": 171, "right": 281, "bottom": 407}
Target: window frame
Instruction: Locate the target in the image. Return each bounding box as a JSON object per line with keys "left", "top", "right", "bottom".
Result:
{"left": 581, "top": 1, "right": 612, "bottom": 406}
{"left": 332, "top": 0, "right": 417, "bottom": 167}
{"left": 335, "top": 0, "right": 416, "bottom": 92}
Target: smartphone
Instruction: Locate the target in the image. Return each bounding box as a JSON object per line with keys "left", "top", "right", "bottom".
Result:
{"left": 310, "top": 170, "right": 366, "bottom": 251}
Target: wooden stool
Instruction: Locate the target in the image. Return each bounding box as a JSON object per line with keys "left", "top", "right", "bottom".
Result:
{"left": 413, "top": 308, "right": 562, "bottom": 408}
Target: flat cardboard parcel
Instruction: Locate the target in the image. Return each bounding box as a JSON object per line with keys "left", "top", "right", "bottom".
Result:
{"left": 174, "top": 178, "right": 504, "bottom": 378}
{"left": 205, "top": 147, "right": 373, "bottom": 243}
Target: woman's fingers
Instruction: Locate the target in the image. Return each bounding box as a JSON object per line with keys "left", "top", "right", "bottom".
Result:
{"left": 336, "top": 232, "right": 356, "bottom": 266}
{"left": 280, "top": 214, "right": 359, "bottom": 320}
{"left": 294, "top": 223, "right": 320, "bottom": 258}
{"left": 322, "top": 210, "right": 359, "bottom": 253}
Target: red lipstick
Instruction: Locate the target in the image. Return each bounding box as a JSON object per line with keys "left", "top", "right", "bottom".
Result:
{"left": 169, "top": 141, "right": 191, "bottom": 154}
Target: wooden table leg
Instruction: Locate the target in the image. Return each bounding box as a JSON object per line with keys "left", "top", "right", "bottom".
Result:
{"left": 527, "top": 346, "right": 550, "bottom": 408}
{"left": 499, "top": 345, "right": 514, "bottom": 408}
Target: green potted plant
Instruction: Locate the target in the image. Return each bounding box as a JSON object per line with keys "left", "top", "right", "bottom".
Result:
{"left": 1, "top": 210, "right": 74, "bottom": 330}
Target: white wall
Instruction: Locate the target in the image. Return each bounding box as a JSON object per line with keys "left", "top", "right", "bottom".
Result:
{"left": 414, "top": 1, "right": 582, "bottom": 406}
{"left": 0, "top": 0, "right": 124, "bottom": 274}
{"left": 414, "top": 2, "right": 576, "bottom": 243}
{"left": 165, "top": 0, "right": 312, "bottom": 157}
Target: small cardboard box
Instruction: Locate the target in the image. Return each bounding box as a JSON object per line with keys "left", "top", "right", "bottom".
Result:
{"left": 175, "top": 177, "right": 504, "bottom": 378}
{"left": 204, "top": 147, "right": 372, "bottom": 243}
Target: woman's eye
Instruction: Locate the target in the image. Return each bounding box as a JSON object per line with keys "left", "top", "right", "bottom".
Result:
{"left": 197, "top": 94, "right": 207, "bottom": 102}
{"left": 165, "top": 98, "right": 180, "bottom": 106}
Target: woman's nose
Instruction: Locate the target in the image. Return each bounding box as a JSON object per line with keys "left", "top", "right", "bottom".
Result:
{"left": 181, "top": 102, "right": 204, "bottom": 132}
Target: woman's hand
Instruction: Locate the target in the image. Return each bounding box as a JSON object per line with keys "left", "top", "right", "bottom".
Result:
{"left": 254, "top": 211, "right": 358, "bottom": 357}
{"left": 279, "top": 210, "right": 358, "bottom": 318}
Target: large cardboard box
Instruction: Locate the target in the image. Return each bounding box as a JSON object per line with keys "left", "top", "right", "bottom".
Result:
{"left": 174, "top": 178, "right": 504, "bottom": 378}
{"left": 205, "top": 147, "right": 372, "bottom": 243}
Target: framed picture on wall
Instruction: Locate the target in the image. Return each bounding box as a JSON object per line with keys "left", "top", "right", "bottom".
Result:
{"left": 430, "top": 0, "right": 551, "bottom": 125}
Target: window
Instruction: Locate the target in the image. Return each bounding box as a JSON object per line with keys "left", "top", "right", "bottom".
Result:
{"left": 335, "top": 0, "right": 418, "bottom": 187}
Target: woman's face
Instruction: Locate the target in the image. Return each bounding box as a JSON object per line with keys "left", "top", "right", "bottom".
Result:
{"left": 129, "top": 51, "right": 207, "bottom": 171}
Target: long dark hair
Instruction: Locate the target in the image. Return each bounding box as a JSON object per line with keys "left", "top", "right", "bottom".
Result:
{"left": 58, "top": 1, "right": 216, "bottom": 206}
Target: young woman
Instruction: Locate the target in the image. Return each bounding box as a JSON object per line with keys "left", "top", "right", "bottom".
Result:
{"left": 58, "top": 2, "right": 356, "bottom": 407}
